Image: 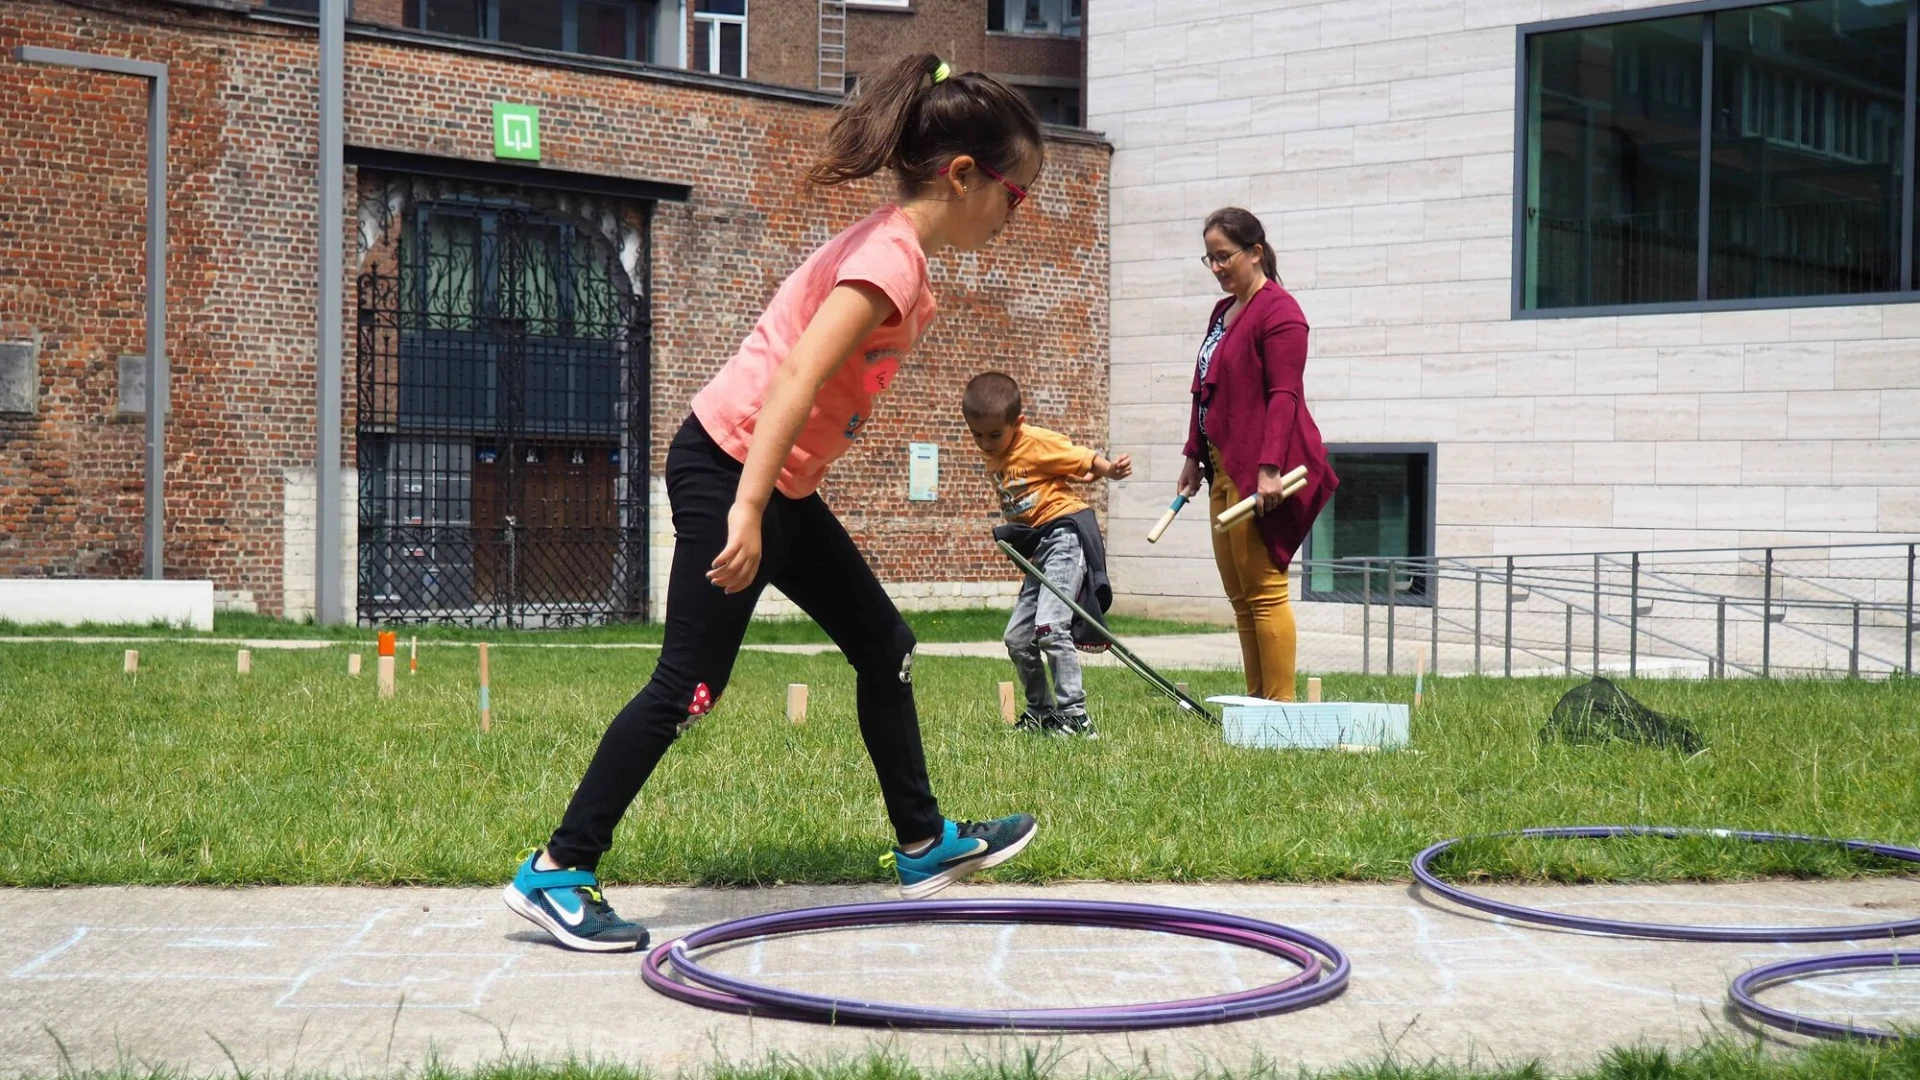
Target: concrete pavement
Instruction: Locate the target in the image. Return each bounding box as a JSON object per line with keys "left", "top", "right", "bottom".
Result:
{"left": 4, "top": 879, "right": 1917, "bottom": 1077}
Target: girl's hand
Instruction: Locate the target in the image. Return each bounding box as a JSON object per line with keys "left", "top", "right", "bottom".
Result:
{"left": 1255, "top": 464, "right": 1290, "bottom": 515}
{"left": 1102, "top": 452, "right": 1134, "bottom": 481}
{"left": 707, "top": 501, "right": 765, "bottom": 594}
{"left": 1177, "top": 457, "right": 1203, "bottom": 499}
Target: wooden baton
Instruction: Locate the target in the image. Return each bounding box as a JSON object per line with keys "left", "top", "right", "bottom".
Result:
{"left": 1146, "top": 494, "right": 1189, "bottom": 544}
{"left": 1214, "top": 465, "right": 1308, "bottom": 533}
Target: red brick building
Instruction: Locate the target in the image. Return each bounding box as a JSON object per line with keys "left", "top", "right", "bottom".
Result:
{"left": 722, "top": 0, "right": 1084, "bottom": 126}
{"left": 0, "top": 0, "right": 1108, "bottom": 624}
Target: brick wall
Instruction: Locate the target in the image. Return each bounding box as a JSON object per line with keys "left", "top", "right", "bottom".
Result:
{"left": 982, "top": 29, "right": 1079, "bottom": 80}
{"left": 0, "top": 0, "right": 1109, "bottom": 618}
{"left": 845, "top": 0, "right": 985, "bottom": 86}
{"left": 743, "top": 0, "right": 818, "bottom": 89}
{"left": 736, "top": 0, "right": 992, "bottom": 94}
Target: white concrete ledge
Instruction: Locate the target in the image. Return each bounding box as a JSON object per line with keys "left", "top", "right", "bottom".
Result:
{"left": 0, "top": 579, "right": 215, "bottom": 631}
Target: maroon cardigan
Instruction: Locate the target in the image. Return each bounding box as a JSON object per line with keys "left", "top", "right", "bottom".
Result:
{"left": 1183, "top": 280, "right": 1337, "bottom": 571}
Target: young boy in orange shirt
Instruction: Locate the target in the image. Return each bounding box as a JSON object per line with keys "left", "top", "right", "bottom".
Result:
{"left": 962, "top": 372, "right": 1131, "bottom": 738}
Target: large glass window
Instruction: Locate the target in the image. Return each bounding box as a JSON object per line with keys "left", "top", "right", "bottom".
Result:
{"left": 1302, "top": 448, "right": 1433, "bottom": 604}
{"left": 1520, "top": 0, "right": 1920, "bottom": 313}
{"left": 1709, "top": 1, "right": 1906, "bottom": 299}
{"left": 408, "top": 0, "right": 654, "bottom": 63}
{"left": 694, "top": 0, "right": 747, "bottom": 78}
{"left": 1525, "top": 17, "right": 1704, "bottom": 308}
{"left": 988, "top": 0, "right": 1081, "bottom": 36}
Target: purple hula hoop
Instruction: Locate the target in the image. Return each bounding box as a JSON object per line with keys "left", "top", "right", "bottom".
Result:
{"left": 1730, "top": 951, "right": 1919, "bottom": 1043}
{"left": 1412, "top": 825, "right": 1920, "bottom": 942}
{"left": 641, "top": 898, "right": 1350, "bottom": 1030}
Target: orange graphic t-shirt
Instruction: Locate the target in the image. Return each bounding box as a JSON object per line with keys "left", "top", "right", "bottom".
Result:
{"left": 691, "top": 206, "right": 936, "bottom": 499}
{"left": 984, "top": 424, "right": 1095, "bottom": 527}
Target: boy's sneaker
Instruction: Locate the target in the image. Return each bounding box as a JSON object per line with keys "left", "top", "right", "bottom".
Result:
{"left": 502, "top": 850, "right": 650, "bottom": 953}
{"left": 1014, "top": 709, "right": 1056, "bottom": 734}
{"left": 1057, "top": 712, "right": 1100, "bottom": 740}
{"left": 886, "top": 815, "right": 1038, "bottom": 900}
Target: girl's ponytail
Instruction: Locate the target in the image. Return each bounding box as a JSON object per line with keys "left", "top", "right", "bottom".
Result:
{"left": 808, "top": 52, "right": 1044, "bottom": 191}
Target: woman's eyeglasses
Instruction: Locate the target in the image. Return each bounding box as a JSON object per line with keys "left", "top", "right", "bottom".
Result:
{"left": 1200, "top": 247, "right": 1245, "bottom": 269}
{"left": 939, "top": 160, "right": 1028, "bottom": 211}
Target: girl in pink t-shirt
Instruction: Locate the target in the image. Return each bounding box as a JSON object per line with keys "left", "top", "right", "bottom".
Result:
{"left": 504, "top": 53, "right": 1046, "bottom": 952}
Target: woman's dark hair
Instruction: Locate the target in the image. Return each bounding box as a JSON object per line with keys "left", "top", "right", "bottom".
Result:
{"left": 809, "top": 52, "right": 1045, "bottom": 192}
{"left": 1203, "top": 207, "right": 1280, "bottom": 285}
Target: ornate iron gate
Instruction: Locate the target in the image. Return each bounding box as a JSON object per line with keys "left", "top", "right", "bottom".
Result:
{"left": 355, "top": 189, "right": 651, "bottom": 627}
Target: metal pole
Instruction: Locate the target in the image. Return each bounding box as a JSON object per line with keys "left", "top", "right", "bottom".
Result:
{"left": 1763, "top": 547, "right": 1774, "bottom": 678}
{"left": 1629, "top": 551, "right": 1640, "bottom": 678}
{"left": 1429, "top": 555, "right": 1440, "bottom": 677}
{"left": 1386, "top": 561, "right": 1397, "bottom": 676}
{"left": 1716, "top": 596, "right": 1726, "bottom": 679}
{"left": 144, "top": 66, "right": 168, "bottom": 580}
{"left": 1473, "top": 568, "right": 1483, "bottom": 676}
{"left": 1851, "top": 600, "right": 1861, "bottom": 678}
{"left": 1906, "top": 543, "right": 1915, "bottom": 677}
{"left": 11, "top": 49, "right": 170, "bottom": 579}
{"left": 1504, "top": 555, "right": 1514, "bottom": 678}
{"left": 1362, "top": 565, "right": 1372, "bottom": 676}
{"left": 1564, "top": 601, "right": 1572, "bottom": 676}
{"left": 1592, "top": 553, "right": 1601, "bottom": 674}
{"left": 316, "top": 0, "right": 347, "bottom": 624}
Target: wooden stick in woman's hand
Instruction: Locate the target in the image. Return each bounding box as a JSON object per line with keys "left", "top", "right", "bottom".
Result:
{"left": 1214, "top": 464, "right": 1308, "bottom": 533}
{"left": 1146, "top": 494, "right": 1189, "bottom": 544}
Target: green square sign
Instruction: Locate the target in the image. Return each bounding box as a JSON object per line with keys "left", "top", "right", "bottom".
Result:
{"left": 493, "top": 102, "right": 541, "bottom": 161}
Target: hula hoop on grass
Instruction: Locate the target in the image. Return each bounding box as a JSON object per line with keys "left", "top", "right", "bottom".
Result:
{"left": 1412, "top": 825, "right": 1920, "bottom": 942}
{"left": 1729, "top": 951, "right": 1919, "bottom": 1043}
{"left": 642, "top": 898, "right": 1349, "bottom": 1030}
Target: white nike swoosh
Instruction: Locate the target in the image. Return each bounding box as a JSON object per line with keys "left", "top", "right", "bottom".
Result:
{"left": 943, "top": 839, "right": 990, "bottom": 865}
{"left": 550, "top": 893, "right": 588, "bottom": 927}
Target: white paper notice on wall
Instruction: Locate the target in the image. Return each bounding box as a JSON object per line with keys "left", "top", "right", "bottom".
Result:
{"left": 908, "top": 442, "right": 939, "bottom": 501}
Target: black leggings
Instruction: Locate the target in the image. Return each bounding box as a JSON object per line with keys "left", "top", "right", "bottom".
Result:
{"left": 544, "top": 415, "right": 944, "bottom": 869}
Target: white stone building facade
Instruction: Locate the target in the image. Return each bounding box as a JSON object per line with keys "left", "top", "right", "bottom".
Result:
{"left": 1091, "top": 0, "right": 1920, "bottom": 624}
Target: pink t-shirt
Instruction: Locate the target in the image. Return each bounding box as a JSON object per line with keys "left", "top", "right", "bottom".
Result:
{"left": 690, "top": 206, "right": 936, "bottom": 499}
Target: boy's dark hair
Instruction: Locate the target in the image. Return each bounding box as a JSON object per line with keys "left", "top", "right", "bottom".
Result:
{"left": 1203, "top": 206, "right": 1281, "bottom": 285}
{"left": 962, "top": 372, "right": 1022, "bottom": 425}
{"left": 808, "top": 53, "right": 1045, "bottom": 192}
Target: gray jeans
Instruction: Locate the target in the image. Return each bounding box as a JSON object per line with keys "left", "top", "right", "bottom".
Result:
{"left": 1004, "top": 526, "right": 1087, "bottom": 718}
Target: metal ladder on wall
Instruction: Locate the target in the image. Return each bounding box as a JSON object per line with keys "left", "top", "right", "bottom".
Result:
{"left": 818, "top": 0, "right": 847, "bottom": 93}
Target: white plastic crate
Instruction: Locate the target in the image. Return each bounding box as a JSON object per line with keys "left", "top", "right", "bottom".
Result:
{"left": 1209, "top": 696, "right": 1411, "bottom": 751}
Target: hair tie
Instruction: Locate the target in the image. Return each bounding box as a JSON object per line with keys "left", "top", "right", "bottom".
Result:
{"left": 930, "top": 60, "right": 951, "bottom": 84}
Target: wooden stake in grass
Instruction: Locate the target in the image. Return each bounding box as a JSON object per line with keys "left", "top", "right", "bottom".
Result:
{"left": 478, "top": 642, "right": 492, "bottom": 733}
{"left": 237, "top": 649, "right": 251, "bottom": 675}
{"left": 410, "top": 636, "right": 418, "bottom": 676}
{"left": 787, "top": 683, "right": 809, "bottom": 724}
{"left": 998, "top": 681, "right": 1018, "bottom": 725}
{"left": 348, "top": 653, "right": 362, "bottom": 677}
{"left": 123, "top": 649, "right": 139, "bottom": 674}
{"left": 1306, "top": 676, "right": 1322, "bottom": 703}
{"left": 376, "top": 631, "right": 397, "bottom": 700}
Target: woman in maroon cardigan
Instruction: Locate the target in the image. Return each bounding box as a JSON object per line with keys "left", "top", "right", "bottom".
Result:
{"left": 1176, "top": 208, "right": 1337, "bottom": 702}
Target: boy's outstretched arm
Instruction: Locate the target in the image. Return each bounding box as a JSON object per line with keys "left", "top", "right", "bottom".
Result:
{"left": 1069, "top": 451, "right": 1133, "bottom": 483}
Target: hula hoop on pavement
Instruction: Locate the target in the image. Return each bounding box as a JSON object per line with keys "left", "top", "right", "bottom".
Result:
{"left": 1729, "top": 951, "right": 1919, "bottom": 1043}
{"left": 642, "top": 898, "right": 1349, "bottom": 1030}
{"left": 1412, "top": 826, "right": 1920, "bottom": 942}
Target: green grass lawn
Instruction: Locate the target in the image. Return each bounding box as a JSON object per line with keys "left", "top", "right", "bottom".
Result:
{"left": 0, "top": 608, "right": 1223, "bottom": 646}
{"left": 1, "top": 641, "right": 1916, "bottom": 887}
{"left": 10, "top": 1039, "right": 1920, "bottom": 1080}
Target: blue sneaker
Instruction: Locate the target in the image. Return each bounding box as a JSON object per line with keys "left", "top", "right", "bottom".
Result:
{"left": 885, "top": 815, "right": 1037, "bottom": 900}
{"left": 501, "top": 850, "right": 649, "bottom": 953}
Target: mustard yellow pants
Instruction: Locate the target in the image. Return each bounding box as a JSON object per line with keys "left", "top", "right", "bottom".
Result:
{"left": 1208, "top": 449, "right": 1297, "bottom": 701}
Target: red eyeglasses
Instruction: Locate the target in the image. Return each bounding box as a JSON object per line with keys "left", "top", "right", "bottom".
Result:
{"left": 938, "top": 159, "right": 1027, "bottom": 211}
